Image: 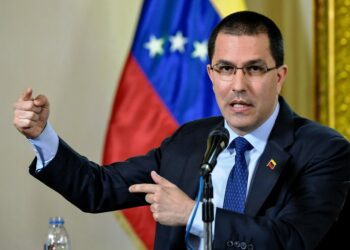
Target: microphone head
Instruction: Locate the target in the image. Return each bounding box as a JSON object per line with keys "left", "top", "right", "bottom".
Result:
{"left": 207, "top": 127, "right": 229, "bottom": 150}
{"left": 201, "top": 127, "right": 230, "bottom": 176}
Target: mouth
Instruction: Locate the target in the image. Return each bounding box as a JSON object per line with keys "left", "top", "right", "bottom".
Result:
{"left": 229, "top": 99, "right": 253, "bottom": 112}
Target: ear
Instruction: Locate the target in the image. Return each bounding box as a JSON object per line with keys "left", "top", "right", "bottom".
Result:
{"left": 276, "top": 64, "right": 288, "bottom": 94}
{"left": 207, "top": 64, "right": 214, "bottom": 84}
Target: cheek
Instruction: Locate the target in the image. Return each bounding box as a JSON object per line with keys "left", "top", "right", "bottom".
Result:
{"left": 250, "top": 82, "right": 277, "bottom": 108}
{"left": 255, "top": 82, "right": 280, "bottom": 111}
{"left": 213, "top": 82, "right": 228, "bottom": 98}
{"left": 260, "top": 78, "right": 280, "bottom": 97}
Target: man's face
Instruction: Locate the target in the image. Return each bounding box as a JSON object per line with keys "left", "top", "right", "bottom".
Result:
{"left": 207, "top": 32, "right": 288, "bottom": 135}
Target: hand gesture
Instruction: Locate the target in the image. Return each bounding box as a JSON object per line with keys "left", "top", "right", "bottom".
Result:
{"left": 129, "top": 171, "right": 195, "bottom": 226}
{"left": 13, "top": 88, "right": 50, "bottom": 138}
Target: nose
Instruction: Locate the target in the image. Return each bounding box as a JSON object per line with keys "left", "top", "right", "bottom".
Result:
{"left": 230, "top": 69, "right": 247, "bottom": 92}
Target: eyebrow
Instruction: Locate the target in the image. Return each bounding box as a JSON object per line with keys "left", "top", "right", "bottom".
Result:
{"left": 214, "top": 59, "right": 267, "bottom": 66}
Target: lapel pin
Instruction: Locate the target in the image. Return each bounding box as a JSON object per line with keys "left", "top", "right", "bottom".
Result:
{"left": 267, "top": 159, "right": 277, "bottom": 170}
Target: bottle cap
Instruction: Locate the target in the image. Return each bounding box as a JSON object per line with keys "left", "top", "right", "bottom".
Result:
{"left": 49, "top": 216, "right": 65, "bottom": 225}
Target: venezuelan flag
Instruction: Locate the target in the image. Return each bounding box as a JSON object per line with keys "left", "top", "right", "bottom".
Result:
{"left": 103, "top": 1, "right": 246, "bottom": 249}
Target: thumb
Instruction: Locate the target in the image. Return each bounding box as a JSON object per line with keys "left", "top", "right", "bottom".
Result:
{"left": 33, "top": 94, "right": 49, "bottom": 108}
{"left": 19, "top": 87, "right": 33, "bottom": 101}
{"left": 151, "top": 171, "right": 175, "bottom": 187}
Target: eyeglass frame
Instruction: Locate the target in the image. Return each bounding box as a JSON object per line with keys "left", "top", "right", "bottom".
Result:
{"left": 209, "top": 62, "right": 280, "bottom": 81}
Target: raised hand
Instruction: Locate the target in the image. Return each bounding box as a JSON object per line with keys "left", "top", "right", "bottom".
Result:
{"left": 13, "top": 88, "right": 50, "bottom": 138}
{"left": 129, "top": 171, "right": 195, "bottom": 226}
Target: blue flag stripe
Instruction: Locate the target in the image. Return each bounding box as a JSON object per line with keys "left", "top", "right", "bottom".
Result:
{"left": 131, "top": 0, "right": 221, "bottom": 125}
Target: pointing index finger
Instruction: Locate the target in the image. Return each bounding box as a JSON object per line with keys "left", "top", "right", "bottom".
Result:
{"left": 129, "top": 183, "right": 159, "bottom": 194}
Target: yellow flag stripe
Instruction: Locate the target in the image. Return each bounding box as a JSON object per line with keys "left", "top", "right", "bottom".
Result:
{"left": 211, "top": 0, "right": 246, "bottom": 18}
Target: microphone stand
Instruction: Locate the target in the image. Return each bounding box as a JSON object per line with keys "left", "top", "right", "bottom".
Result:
{"left": 199, "top": 127, "right": 229, "bottom": 250}
{"left": 201, "top": 165, "right": 214, "bottom": 250}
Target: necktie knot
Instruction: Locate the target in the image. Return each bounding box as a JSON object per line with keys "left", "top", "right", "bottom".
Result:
{"left": 231, "top": 137, "right": 253, "bottom": 154}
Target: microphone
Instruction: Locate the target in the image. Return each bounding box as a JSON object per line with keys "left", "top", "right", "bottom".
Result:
{"left": 200, "top": 127, "right": 229, "bottom": 176}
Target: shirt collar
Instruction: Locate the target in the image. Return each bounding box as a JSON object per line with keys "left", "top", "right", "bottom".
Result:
{"left": 224, "top": 102, "right": 280, "bottom": 154}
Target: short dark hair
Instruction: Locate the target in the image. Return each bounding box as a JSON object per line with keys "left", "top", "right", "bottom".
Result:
{"left": 208, "top": 11, "right": 284, "bottom": 66}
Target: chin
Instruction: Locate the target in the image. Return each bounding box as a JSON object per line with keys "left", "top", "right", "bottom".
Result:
{"left": 227, "top": 122, "right": 252, "bottom": 135}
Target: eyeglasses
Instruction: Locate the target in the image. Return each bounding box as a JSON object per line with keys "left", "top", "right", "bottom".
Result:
{"left": 210, "top": 63, "right": 279, "bottom": 82}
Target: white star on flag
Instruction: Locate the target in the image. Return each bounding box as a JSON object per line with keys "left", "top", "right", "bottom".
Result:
{"left": 169, "top": 31, "right": 187, "bottom": 53}
{"left": 192, "top": 40, "right": 208, "bottom": 62}
{"left": 144, "top": 35, "right": 165, "bottom": 57}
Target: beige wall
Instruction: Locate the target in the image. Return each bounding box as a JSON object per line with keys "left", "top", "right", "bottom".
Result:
{"left": 1, "top": 0, "right": 142, "bottom": 249}
{"left": 0, "top": 1, "right": 312, "bottom": 249}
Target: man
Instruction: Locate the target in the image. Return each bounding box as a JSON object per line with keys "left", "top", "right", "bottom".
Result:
{"left": 13, "top": 11, "right": 350, "bottom": 250}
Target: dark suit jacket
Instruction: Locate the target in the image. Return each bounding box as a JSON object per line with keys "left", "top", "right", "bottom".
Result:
{"left": 29, "top": 97, "right": 350, "bottom": 250}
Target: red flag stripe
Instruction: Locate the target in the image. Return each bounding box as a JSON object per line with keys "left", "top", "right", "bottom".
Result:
{"left": 103, "top": 54, "right": 178, "bottom": 162}
{"left": 103, "top": 54, "right": 178, "bottom": 249}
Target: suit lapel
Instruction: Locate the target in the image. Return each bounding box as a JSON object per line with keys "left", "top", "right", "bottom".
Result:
{"left": 245, "top": 96, "right": 295, "bottom": 216}
{"left": 244, "top": 141, "right": 291, "bottom": 216}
